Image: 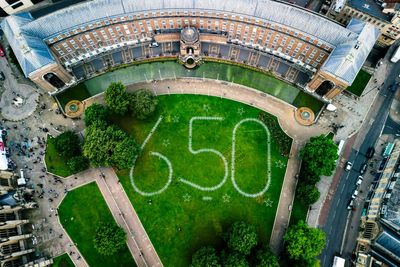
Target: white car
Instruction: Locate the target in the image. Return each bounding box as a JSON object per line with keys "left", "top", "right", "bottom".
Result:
{"left": 356, "top": 176, "right": 363, "bottom": 186}
{"left": 347, "top": 199, "right": 354, "bottom": 210}
{"left": 345, "top": 162, "right": 353, "bottom": 171}
{"left": 351, "top": 190, "right": 359, "bottom": 199}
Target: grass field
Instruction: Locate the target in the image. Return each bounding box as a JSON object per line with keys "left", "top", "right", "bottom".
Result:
{"left": 59, "top": 182, "right": 135, "bottom": 267}
{"left": 57, "top": 61, "right": 323, "bottom": 113}
{"left": 346, "top": 69, "right": 371, "bottom": 97}
{"left": 52, "top": 254, "right": 74, "bottom": 267}
{"left": 113, "top": 95, "right": 290, "bottom": 266}
{"left": 44, "top": 136, "right": 73, "bottom": 177}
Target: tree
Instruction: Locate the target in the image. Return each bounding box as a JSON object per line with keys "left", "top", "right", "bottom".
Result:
{"left": 296, "top": 183, "right": 320, "bottom": 206}
{"left": 67, "top": 155, "right": 90, "bottom": 173}
{"left": 104, "top": 82, "right": 130, "bottom": 115}
{"left": 222, "top": 251, "right": 249, "bottom": 267}
{"left": 129, "top": 89, "right": 158, "bottom": 120}
{"left": 54, "top": 131, "right": 81, "bottom": 158}
{"left": 225, "top": 221, "right": 258, "bottom": 255}
{"left": 284, "top": 220, "right": 326, "bottom": 262}
{"left": 255, "top": 247, "right": 279, "bottom": 267}
{"left": 300, "top": 135, "right": 338, "bottom": 176}
{"left": 83, "top": 124, "right": 139, "bottom": 169}
{"left": 93, "top": 222, "right": 126, "bottom": 256}
{"left": 84, "top": 103, "right": 109, "bottom": 126}
{"left": 191, "top": 246, "right": 221, "bottom": 267}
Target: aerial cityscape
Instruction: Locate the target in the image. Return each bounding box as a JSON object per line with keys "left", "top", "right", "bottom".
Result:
{"left": 0, "top": 0, "right": 398, "bottom": 266}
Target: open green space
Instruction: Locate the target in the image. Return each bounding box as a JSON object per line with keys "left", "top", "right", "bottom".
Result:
{"left": 44, "top": 136, "right": 73, "bottom": 177}
{"left": 57, "top": 61, "right": 323, "bottom": 113}
{"left": 58, "top": 182, "right": 135, "bottom": 267}
{"left": 346, "top": 69, "right": 371, "bottom": 97}
{"left": 112, "top": 94, "right": 290, "bottom": 266}
{"left": 52, "top": 253, "right": 74, "bottom": 267}
{"left": 289, "top": 198, "right": 308, "bottom": 226}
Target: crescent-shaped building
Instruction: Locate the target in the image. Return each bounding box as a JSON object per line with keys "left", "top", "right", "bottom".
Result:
{"left": 2, "top": 0, "right": 379, "bottom": 100}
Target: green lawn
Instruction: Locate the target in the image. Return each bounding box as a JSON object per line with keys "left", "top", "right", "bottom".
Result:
{"left": 52, "top": 253, "right": 74, "bottom": 267}
{"left": 45, "top": 136, "right": 73, "bottom": 177}
{"left": 58, "top": 182, "right": 135, "bottom": 267}
{"left": 346, "top": 69, "right": 371, "bottom": 97}
{"left": 57, "top": 61, "right": 323, "bottom": 113}
{"left": 113, "top": 95, "right": 290, "bottom": 266}
{"left": 289, "top": 197, "right": 309, "bottom": 226}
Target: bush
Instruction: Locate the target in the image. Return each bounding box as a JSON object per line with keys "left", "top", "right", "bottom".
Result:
{"left": 104, "top": 82, "right": 130, "bottom": 115}
{"left": 225, "top": 221, "right": 258, "bottom": 255}
{"left": 296, "top": 183, "right": 320, "bottom": 206}
{"left": 54, "top": 131, "right": 81, "bottom": 159}
{"left": 93, "top": 222, "right": 126, "bottom": 256}
{"left": 84, "top": 103, "right": 110, "bottom": 126}
{"left": 129, "top": 89, "right": 158, "bottom": 120}
{"left": 191, "top": 247, "right": 221, "bottom": 267}
{"left": 67, "top": 156, "right": 90, "bottom": 174}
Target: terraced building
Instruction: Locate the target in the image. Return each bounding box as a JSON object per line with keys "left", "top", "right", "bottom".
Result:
{"left": 2, "top": 0, "right": 379, "bottom": 100}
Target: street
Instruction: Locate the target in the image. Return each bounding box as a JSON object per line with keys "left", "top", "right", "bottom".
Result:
{"left": 320, "top": 59, "right": 400, "bottom": 266}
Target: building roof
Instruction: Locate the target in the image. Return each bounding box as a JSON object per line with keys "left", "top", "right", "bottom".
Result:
{"left": 320, "top": 19, "right": 380, "bottom": 85}
{"left": 0, "top": 191, "right": 18, "bottom": 207}
{"left": 373, "top": 226, "right": 400, "bottom": 264}
{"left": 382, "top": 174, "right": 400, "bottom": 230}
{"left": 1, "top": 13, "right": 55, "bottom": 77}
{"left": 348, "top": 0, "right": 392, "bottom": 22}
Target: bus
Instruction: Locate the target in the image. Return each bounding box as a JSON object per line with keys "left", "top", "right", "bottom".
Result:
{"left": 332, "top": 256, "right": 345, "bottom": 267}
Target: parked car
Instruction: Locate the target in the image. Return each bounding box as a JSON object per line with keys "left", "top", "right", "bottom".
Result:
{"left": 0, "top": 46, "right": 5, "bottom": 57}
{"left": 0, "top": 71, "right": 5, "bottom": 81}
{"left": 345, "top": 161, "right": 353, "bottom": 171}
{"left": 351, "top": 190, "right": 359, "bottom": 199}
{"left": 356, "top": 176, "right": 363, "bottom": 186}
{"left": 360, "top": 163, "right": 368, "bottom": 174}
{"left": 347, "top": 199, "right": 355, "bottom": 210}
{"left": 149, "top": 42, "right": 159, "bottom": 48}
{"left": 366, "top": 147, "right": 375, "bottom": 159}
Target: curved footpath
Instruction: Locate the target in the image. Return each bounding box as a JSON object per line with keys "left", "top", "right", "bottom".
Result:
{"left": 84, "top": 78, "right": 328, "bottom": 256}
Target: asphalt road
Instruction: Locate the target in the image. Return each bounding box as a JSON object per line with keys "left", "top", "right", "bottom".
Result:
{"left": 320, "top": 60, "right": 400, "bottom": 267}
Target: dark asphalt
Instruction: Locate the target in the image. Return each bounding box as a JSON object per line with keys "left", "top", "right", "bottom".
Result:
{"left": 320, "top": 60, "right": 400, "bottom": 267}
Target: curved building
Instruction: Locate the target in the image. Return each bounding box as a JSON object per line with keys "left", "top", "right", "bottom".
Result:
{"left": 2, "top": 0, "right": 379, "bottom": 99}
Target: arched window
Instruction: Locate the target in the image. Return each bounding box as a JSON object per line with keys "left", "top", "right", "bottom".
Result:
{"left": 43, "top": 73, "right": 65, "bottom": 89}
{"left": 315, "top": 80, "right": 334, "bottom": 96}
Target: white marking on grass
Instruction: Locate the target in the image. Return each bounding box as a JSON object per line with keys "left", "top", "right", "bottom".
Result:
{"left": 140, "top": 116, "right": 163, "bottom": 150}
{"left": 231, "top": 118, "right": 271, "bottom": 198}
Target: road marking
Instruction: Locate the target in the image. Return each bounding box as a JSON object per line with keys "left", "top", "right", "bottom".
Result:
{"left": 340, "top": 184, "right": 345, "bottom": 194}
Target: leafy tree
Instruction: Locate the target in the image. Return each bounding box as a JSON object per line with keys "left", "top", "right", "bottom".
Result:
{"left": 284, "top": 220, "right": 326, "bottom": 262}
{"left": 83, "top": 124, "right": 139, "bottom": 169}
{"left": 67, "top": 155, "right": 90, "bottom": 173}
{"left": 296, "top": 183, "right": 320, "bottom": 206}
{"left": 300, "top": 135, "right": 338, "bottom": 176}
{"left": 93, "top": 222, "right": 126, "bottom": 256}
{"left": 129, "top": 89, "right": 158, "bottom": 120}
{"left": 54, "top": 131, "right": 81, "bottom": 158}
{"left": 84, "top": 103, "right": 109, "bottom": 126}
{"left": 191, "top": 246, "right": 221, "bottom": 267}
{"left": 222, "top": 251, "right": 249, "bottom": 267}
{"left": 225, "top": 221, "right": 258, "bottom": 255}
{"left": 255, "top": 247, "right": 279, "bottom": 267}
{"left": 104, "top": 82, "right": 130, "bottom": 115}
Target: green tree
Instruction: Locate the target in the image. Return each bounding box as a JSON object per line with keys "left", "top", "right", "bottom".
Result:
{"left": 255, "top": 247, "right": 279, "bottom": 267}
{"left": 129, "top": 89, "right": 158, "bottom": 120}
{"left": 67, "top": 155, "right": 90, "bottom": 173}
{"left": 54, "top": 131, "right": 81, "bottom": 158}
{"left": 104, "top": 82, "right": 130, "bottom": 115}
{"left": 284, "top": 220, "right": 326, "bottom": 262}
{"left": 222, "top": 251, "right": 249, "bottom": 267}
{"left": 84, "top": 103, "right": 109, "bottom": 126}
{"left": 83, "top": 124, "right": 139, "bottom": 169}
{"left": 225, "top": 221, "right": 258, "bottom": 255}
{"left": 191, "top": 246, "right": 221, "bottom": 267}
{"left": 93, "top": 222, "right": 126, "bottom": 256}
{"left": 296, "top": 183, "right": 320, "bottom": 206}
{"left": 300, "top": 135, "right": 338, "bottom": 176}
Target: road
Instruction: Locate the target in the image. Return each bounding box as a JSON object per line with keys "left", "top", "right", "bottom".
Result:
{"left": 320, "top": 59, "right": 400, "bottom": 267}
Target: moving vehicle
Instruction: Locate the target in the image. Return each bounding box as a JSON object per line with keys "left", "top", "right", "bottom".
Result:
{"left": 360, "top": 163, "right": 368, "bottom": 175}
{"left": 0, "top": 136, "right": 8, "bottom": 170}
{"left": 332, "top": 256, "right": 345, "bottom": 267}
{"left": 356, "top": 176, "right": 363, "bottom": 186}
{"left": 345, "top": 161, "right": 353, "bottom": 171}
{"left": 391, "top": 45, "right": 400, "bottom": 63}
{"left": 366, "top": 147, "right": 375, "bottom": 159}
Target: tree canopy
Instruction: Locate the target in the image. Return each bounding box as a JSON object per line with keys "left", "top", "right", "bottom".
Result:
{"left": 84, "top": 103, "right": 110, "bottom": 126}
{"left": 130, "top": 89, "right": 158, "bottom": 120}
{"left": 284, "top": 220, "right": 326, "bottom": 263}
{"left": 54, "top": 131, "right": 81, "bottom": 159}
{"left": 67, "top": 155, "right": 90, "bottom": 173}
{"left": 83, "top": 123, "right": 139, "bottom": 169}
{"left": 190, "top": 247, "right": 221, "bottom": 267}
{"left": 222, "top": 251, "right": 249, "bottom": 267}
{"left": 225, "top": 221, "right": 258, "bottom": 255}
{"left": 93, "top": 222, "right": 126, "bottom": 256}
{"left": 255, "top": 247, "right": 280, "bottom": 267}
{"left": 300, "top": 135, "right": 338, "bottom": 176}
{"left": 104, "top": 82, "right": 130, "bottom": 115}
{"left": 296, "top": 183, "right": 320, "bottom": 206}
